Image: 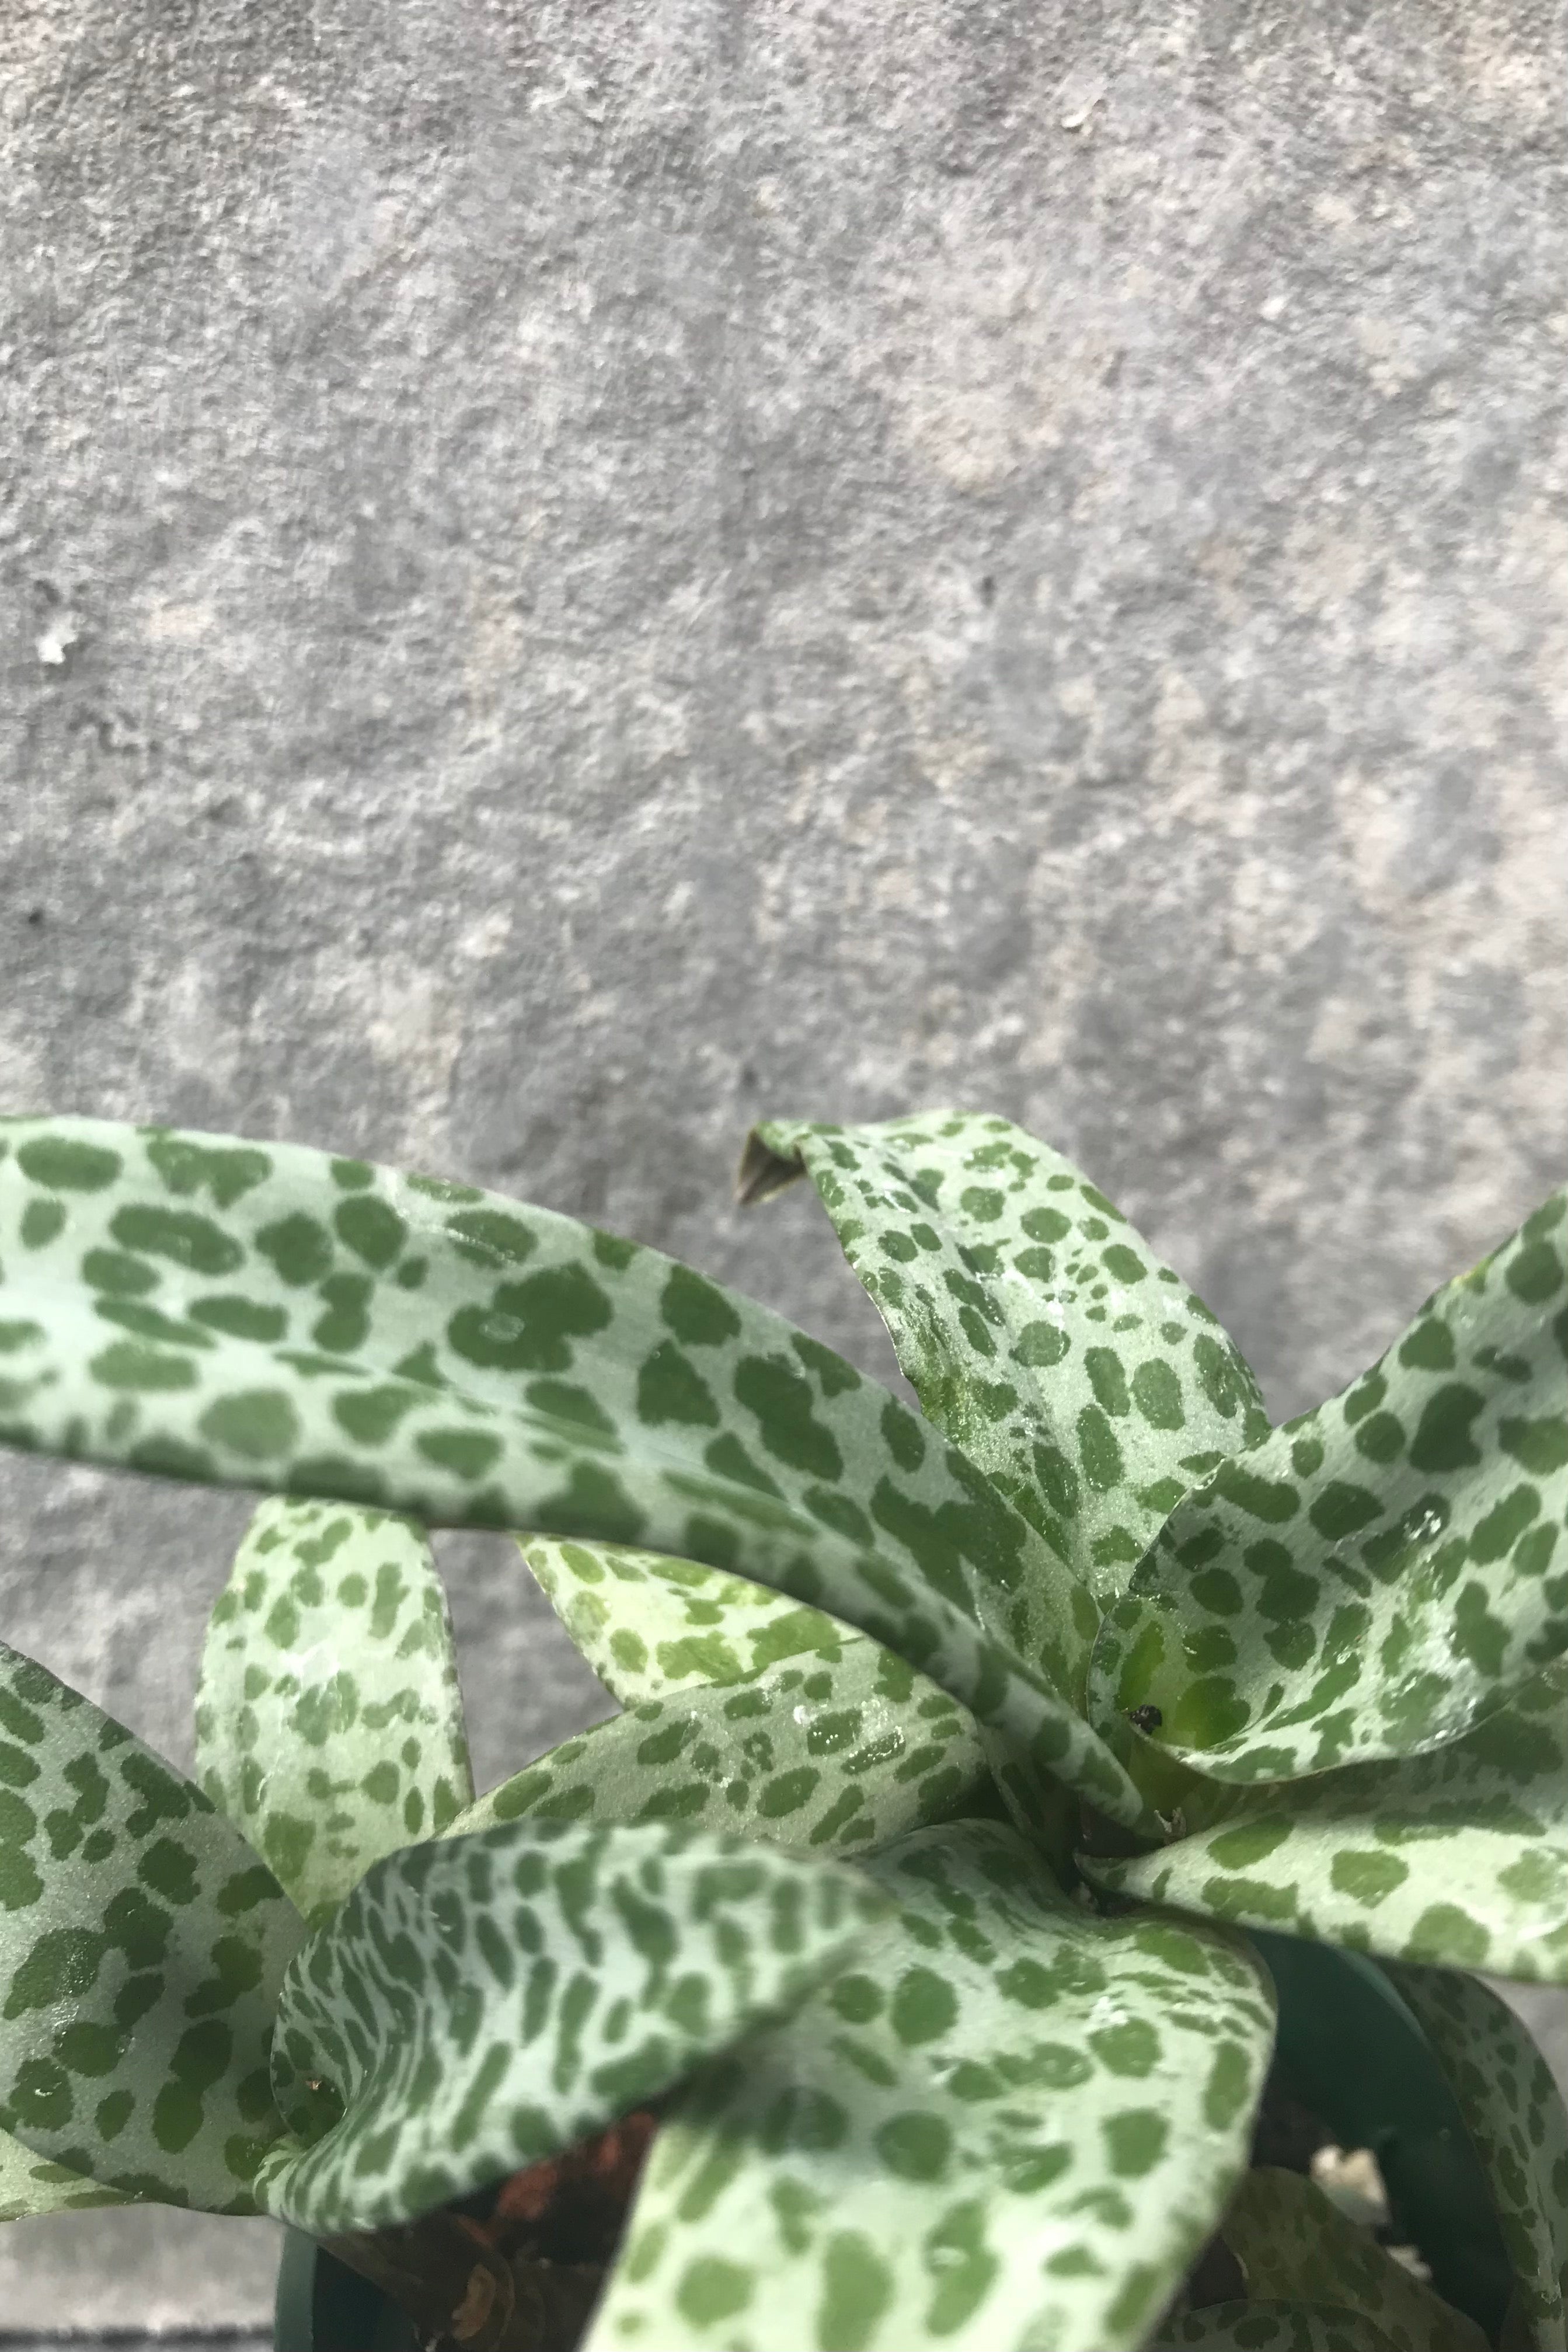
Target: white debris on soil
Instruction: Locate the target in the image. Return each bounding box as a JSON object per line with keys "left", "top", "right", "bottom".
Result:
{"left": 1310, "top": 2144, "right": 1390, "bottom": 2231}
{"left": 1308, "top": 2145, "right": 1433, "bottom": 2281}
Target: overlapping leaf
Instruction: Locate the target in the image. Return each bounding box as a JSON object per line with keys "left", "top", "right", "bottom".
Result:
{"left": 455, "top": 1643, "right": 994, "bottom": 1859}
{"left": 0, "top": 1117, "right": 1148, "bottom": 1829}
{"left": 1386, "top": 1968, "right": 1568, "bottom": 2352}
{"left": 253, "top": 1817, "right": 887, "bottom": 2235}
{"left": 1221, "top": 2168, "right": 1487, "bottom": 2352}
{"left": 0, "top": 1639, "right": 304, "bottom": 2211}
{"left": 517, "top": 1535, "right": 1074, "bottom": 1867}
{"left": 507, "top": 1534, "right": 995, "bottom": 1852}
{"left": 196, "top": 1499, "right": 473, "bottom": 1927}
{"left": 744, "top": 1112, "right": 1269, "bottom": 1615}
{"left": 1090, "top": 1193, "right": 1568, "bottom": 1782}
{"left": 1088, "top": 1663, "right": 1568, "bottom": 1981}
{"left": 521, "top": 1533, "right": 881, "bottom": 1704}
{"left": 1151, "top": 2304, "right": 1399, "bottom": 2351}
{"left": 0, "top": 2128, "right": 132, "bottom": 2221}
{"left": 589, "top": 1820, "right": 1275, "bottom": 2352}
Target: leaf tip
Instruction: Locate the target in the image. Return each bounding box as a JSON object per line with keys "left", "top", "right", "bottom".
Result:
{"left": 735, "top": 1127, "right": 805, "bottom": 1209}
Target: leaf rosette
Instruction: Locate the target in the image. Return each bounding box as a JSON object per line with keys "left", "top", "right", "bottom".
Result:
{"left": 0, "top": 1109, "right": 1560, "bottom": 2352}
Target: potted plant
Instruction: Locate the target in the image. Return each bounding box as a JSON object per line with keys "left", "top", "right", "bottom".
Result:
{"left": 0, "top": 1108, "right": 1561, "bottom": 2351}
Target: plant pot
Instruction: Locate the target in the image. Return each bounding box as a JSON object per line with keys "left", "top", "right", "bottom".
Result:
{"left": 274, "top": 2228, "right": 420, "bottom": 2352}
{"left": 1249, "top": 1929, "right": 1512, "bottom": 2340}
{"left": 271, "top": 1935, "right": 1515, "bottom": 2350}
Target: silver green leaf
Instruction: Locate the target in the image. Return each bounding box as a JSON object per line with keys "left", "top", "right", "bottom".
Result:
{"left": 1221, "top": 2168, "right": 1488, "bottom": 2352}
{"left": 254, "top": 1816, "right": 887, "bottom": 2235}
{"left": 1087, "top": 1663, "right": 1568, "bottom": 1981}
{"left": 1150, "top": 2304, "right": 1400, "bottom": 2351}
{"left": 0, "top": 1116, "right": 1148, "bottom": 1831}
{"left": 0, "top": 2128, "right": 134, "bottom": 2221}
{"left": 745, "top": 1112, "right": 1269, "bottom": 1615}
{"left": 0, "top": 1639, "right": 305, "bottom": 2212}
{"left": 520, "top": 1532, "right": 883, "bottom": 1705}
{"left": 1090, "top": 1191, "right": 1568, "bottom": 1782}
{"left": 196, "top": 1498, "right": 474, "bottom": 1928}
{"left": 1386, "top": 1967, "right": 1568, "bottom": 2352}
{"left": 455, "top": 1635, "right": 994, "bottom": 1858}
{"left": 589, "top": 1819, "right": 1275, "bottom": 2352}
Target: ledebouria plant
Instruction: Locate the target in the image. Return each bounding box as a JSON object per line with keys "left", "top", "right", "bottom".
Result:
{"left": 0, "top": 1111, "right": 1563, "bottom": 2352}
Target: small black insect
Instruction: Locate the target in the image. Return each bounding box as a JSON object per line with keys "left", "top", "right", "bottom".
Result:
{"left": 1126, "top": 1703, "right": 1163, "bottom": 1735}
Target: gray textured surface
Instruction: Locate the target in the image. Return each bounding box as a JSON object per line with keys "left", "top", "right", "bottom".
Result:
{"left": 2, "top": 0, "right": 1565, "bottom": 2329}
{"left": 0, "top": 2208, "right": 281, "bottom": 2334}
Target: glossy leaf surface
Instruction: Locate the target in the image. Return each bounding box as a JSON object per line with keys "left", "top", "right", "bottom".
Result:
{"left": 1388, "top": 1968, "right": 1568, "bottom": 2352}
{"left": 590, "top": 1820, "right": 1275, "bottom": 2352}
{"left": 1151, "top": 2305, "right": 1399, "bottom": 2351}
{"left": 1088, "top": 1662, "right": 1568, "bottom": 1980}
{"left": 455, "top": 1635, "right": 993, "bottom": 1858}
{"left": 196, "top": 1499, "right": 473, "bottom": 1928}
{"left": 1222, "top": 2169, "right": 1488, "bottom": 2352}
{"left": 746, "top": 1111, "right": 1268, "bottom": 1613}
{"left": 1090, "top": 1193, "right": 1568, "bottom": 1780}
{"left": 0, "top": 1640, "right": 304, "bottom": 2211}
{"left": 255, "top": 1816, "right": 886, "bottom": 2234}
{"left": 0, "top": 1117, "right": 1146, "bottom": 1829}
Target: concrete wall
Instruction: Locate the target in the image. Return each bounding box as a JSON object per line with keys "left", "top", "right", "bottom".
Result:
{"left": 1, "top": 0, "right": 1564, "bottom": 2330}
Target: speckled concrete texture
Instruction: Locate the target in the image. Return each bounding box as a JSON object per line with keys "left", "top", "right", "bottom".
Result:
{"left": 1, "top": 0, "right": 1564, "bottom": 2329}
{"left": 0, "top": 2205, "right": 281, "bottom": 2334}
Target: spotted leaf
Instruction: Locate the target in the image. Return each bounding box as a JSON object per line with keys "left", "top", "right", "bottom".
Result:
{"left": 454, "top": 1634, "right": 996, "bottom": 1858}
{"left": 514, "top": 1533, "right": 1029, "bottom": 1862}
{"left": 1221, "top": 2168, "right": 1488, "bottom": 2352}
{"left": 0, "top": 1639, "right": 305, "bottom": 2212}
{"left": 745, "top": 1113, "right": 1269, "bottom": 1622}
{"left": 253, "top": 1817, "right": 887, "bottom": 2235}
{"left": 589, "top": 1819, "right": 1275, "bottom": 2352}
{"left": 0, "top": 1116, "right": 1148, "bottom": 1831}
{"left": 196, "top": 1498, "right": 474, "bottom": 1928}
{"left": 521, "top": 1533, "right": 879, "bottom": 1705}
{"left": 1151, "top": 2304, "right": 1400, "bottom": 2351}
{"left": 1385, "top": 1967, "right": 1568, "bottom": 2352}
{"left": 1086, "top": 1661, "right": 1568, "bottom": 1980}
{"left": 1090, "top": 1192, "right": 1568, "bottom": 1782}
{"left": 0, "top": 2128, "right": 133, "bottom": 2220}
